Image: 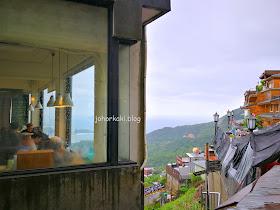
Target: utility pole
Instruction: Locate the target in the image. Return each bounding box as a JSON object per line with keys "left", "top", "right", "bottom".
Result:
{"left": 205, "top": 143, "right": 210, "bottom": 210}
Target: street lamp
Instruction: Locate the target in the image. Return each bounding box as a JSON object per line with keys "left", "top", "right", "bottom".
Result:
{"left": 227, "top": 110, "right": 231, "bottom": 130}
{"left": 213, "top": 112, "right": 219, "bottom": 135}
{"left": 247, "top": 115, "right": 257, "bottom": 132}
{"left": 231, "top": 110, "right": 234, "bottom": 129}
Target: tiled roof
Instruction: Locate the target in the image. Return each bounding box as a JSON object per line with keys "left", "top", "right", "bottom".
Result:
{"left": 270, "top": 73, "right": 280, "bottom": 77}
{"left": 258, "top": 113, "right": 280, "bottom": 119}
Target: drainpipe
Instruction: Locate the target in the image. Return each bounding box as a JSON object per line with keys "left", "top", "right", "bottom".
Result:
{"left": 140, "top": 26, "right": 147, "bottom": 171}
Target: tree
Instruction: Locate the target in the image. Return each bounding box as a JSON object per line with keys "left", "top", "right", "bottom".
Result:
{"left": 160, "top": 175, "right": 166, "bottom": 185}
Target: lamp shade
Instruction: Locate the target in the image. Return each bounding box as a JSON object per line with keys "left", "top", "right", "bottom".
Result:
{"left": 246, "top": 115, "right": 257, "bottom": 131}
{"left": 27, "top": 104, "right": 34, "bottom": 112}
{"left": 227, "top": 110, "right": 231, "bottom": 117}
{"left": 63, "top": 92, "right": 74, "bottom": 107}
{"left": 213, "top": 112, "right": 219, "bottom": 122}
{"left": 47, "top": 95, "right": 55, "bottom": 107}
{"left": 53, "top": 94, "right": 64, "bottom": 108}
{"left": 35, "top": 101, "right": 43, "bottom": 109}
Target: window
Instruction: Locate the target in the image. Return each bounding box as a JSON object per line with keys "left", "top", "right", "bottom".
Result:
{"left": 276, "top": 104, "right": 279, "bottom": 112}
{"left": 43, "top": 89, "right": 56, "bottom": 137}
{"left": 0, "top": 1, "right": 108, "bottom": 172}
{"left": 70, "top": 66, "right": 96, "bottom": 162}
{"left": 270, "top": 104, "right": 274, "bottom": 112}
{"left": 269, "top": 82, "right": 274, "bottom": 89}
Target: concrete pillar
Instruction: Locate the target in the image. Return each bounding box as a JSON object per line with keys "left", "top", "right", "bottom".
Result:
{"left": 93, "top": 53, "right": 107, "bottom": 163}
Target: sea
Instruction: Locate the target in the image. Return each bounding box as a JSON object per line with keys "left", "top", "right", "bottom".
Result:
{"left": 71, "top": 133, "right": 94, "bottom": 144}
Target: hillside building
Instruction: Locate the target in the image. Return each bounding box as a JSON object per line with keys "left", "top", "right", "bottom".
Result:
{"left": 144, "top": 167, "right": 154, "bottom": 176}
{"left": 185, "top": 152, "right": 205, "bottom": 162}
{"left": 166, "top": 162, "right": 195, "bottom": 198}
{"left": 241, "top": 70, "right": 280, "bottom": 127}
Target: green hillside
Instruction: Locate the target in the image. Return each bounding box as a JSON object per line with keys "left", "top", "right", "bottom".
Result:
{"left": 146, "top": 108, "right": 244, "bottom": 170}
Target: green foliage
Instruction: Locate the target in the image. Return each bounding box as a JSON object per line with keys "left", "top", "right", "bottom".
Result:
{"left": 159, "top": 188, "right": 201, "bottom": 210}
{"left": 179, "top": 186, "right": 189, "bottom": 193}
{"left": 243, "top": 115, "right": 263, "bottom": 129}
{"left": 160, "top": 175, "right": 166, "bottom": 185}
{"left": 144, "top": 174, "right": 160, "bottom": 188}
{"left": 256, "top": 80, "right": 266, "bottom": 92}
{"left": 146, "top": 108, "right": 244, "bottom": 169}
{"left": 190, "top": 174, "right": 202, "bottom": 187}
{"left": 154, "top": 203, "right": 160, "bottom": 209}
{"left": 144, "top": 202, "right": 155, "bottom": 210}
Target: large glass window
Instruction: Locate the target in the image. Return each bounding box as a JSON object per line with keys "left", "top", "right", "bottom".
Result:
{"left": 0, "top": 0, "right": 108, "bottom": 171}
{"left": 43, "top": 89, "right": 56, "bottom": 137}
{"left": 70, "top": 67, "right": 95, "bottom": 162}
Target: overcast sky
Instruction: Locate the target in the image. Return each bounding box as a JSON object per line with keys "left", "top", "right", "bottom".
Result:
{"left": 145, "top": 0, "right": 280, "bottom": 132}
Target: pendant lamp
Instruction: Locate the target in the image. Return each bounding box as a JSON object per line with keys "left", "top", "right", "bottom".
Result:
{"left": 63, "top": 54, "right": 74, "bottom": 107}
{"left": 27, "top": 104, "right": 35, "bottom": 112}
{"left": 53, "top": 51, "right": 65, "bottom": 108}
{"left": 47, "top": 52, "right": 55, "bottom": 107}
{"left": 35, "top": 100, "right": 43, "bottom": 109}
{"left": 35, "top": 81, "right": 43, "bottom": 109}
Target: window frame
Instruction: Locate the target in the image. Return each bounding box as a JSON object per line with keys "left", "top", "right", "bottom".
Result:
{"left": 270, "top": 104, "right": 274, "bottom": 112}
{"left": 0, "top": 0, "right": 137, "bottom": 177}
{"left": 276, "top": 104, "right": 279, "bottom": 112}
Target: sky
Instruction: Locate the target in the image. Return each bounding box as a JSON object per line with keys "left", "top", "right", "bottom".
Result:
{"left": 145, "top": 0, "right": 280, "bottom": 132}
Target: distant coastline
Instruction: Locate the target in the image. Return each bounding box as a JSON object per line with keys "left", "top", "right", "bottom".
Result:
{"left": 73, "top": 129, "right": 94, "bottom": 134}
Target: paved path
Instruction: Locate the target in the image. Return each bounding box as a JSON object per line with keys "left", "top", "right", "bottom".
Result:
{"left": 145, "top": 192, "right": 160, "bottom": 204}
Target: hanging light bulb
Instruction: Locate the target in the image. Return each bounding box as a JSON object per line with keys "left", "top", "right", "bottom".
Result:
{"left": 27, "top": 81, "right": 35, "bottom": 112}
{"left": 63, "top": 54, "right": 74, "bottom": 107}
{"left": 53, "top": 94, "right": 64, "bottom": 108}
{"left": 47, "top": 52, "right": 55, "bottom": 107}
{"left": 53, "top": 51, "right": 65, "bottom": 108}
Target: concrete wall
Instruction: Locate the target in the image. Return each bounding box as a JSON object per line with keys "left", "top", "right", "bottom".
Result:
{"left": 0, "top": 165, "right": 141, "bottom": 210}
{"left": 208, "top": 172, "right": 229, "bottom": 206}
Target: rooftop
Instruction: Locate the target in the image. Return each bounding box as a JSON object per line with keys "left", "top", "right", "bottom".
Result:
{"left": 259, "top": 70, "right": 280, "bottom": 79}
{"left": 186, "top": 153, "right": 205, "bottom": 158}
{"left": 258, "top": 113, "right": 280, "bottom": 119}
{"left": 217, "top": 166, "right": 280, "bottom": 209}
{"left": 193, "top": 160, "right": 206, "bottom": 169}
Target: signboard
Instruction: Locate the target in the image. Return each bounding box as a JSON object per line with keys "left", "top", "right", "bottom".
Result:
{"left": 193, "top": 170, "right": 207, "bottom": 176}
{"left": 208, "top": 160, "right": 221, "bottom": 172}
{"left": 12, "top": 94, "right": 28, "bottom": 126}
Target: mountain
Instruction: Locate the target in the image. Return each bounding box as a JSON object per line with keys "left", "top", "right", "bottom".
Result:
{"left": 146, "top": 108, "right": 244, "bottom": 170}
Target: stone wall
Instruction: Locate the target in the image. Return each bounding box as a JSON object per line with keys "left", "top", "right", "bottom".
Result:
{"left": 0, "top": 164, "right": 141, "bottom": 210}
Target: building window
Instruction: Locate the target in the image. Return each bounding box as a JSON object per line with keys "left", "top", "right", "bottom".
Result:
{"left": 276, "top": 104, "right": 279, "bottom": 112}
{"left": 0, "top": 1, "right": 108, "bottom": 172}
{"left": 270, "top": 104, "right": 274, "bottom": 112}
{"left": 269, "top": 82, "right": 274, "bottom": 89}
{"left": 70, "top": 66, "right": 96, "bottom": 162}
{"left": 43, "top": 89, "right": 56, "bottom": 138}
